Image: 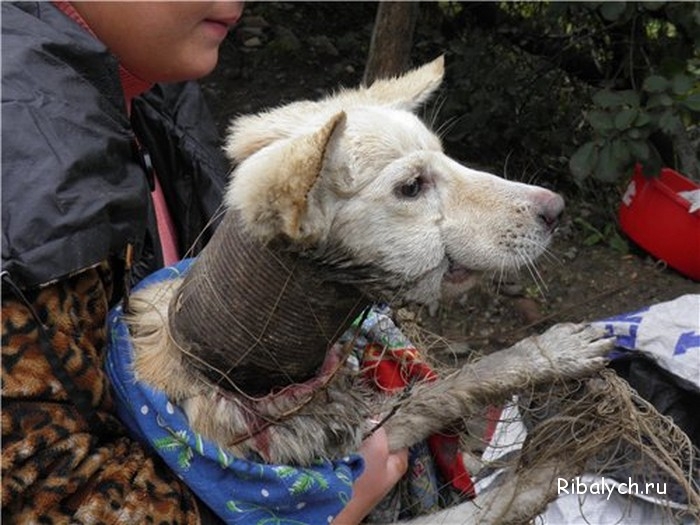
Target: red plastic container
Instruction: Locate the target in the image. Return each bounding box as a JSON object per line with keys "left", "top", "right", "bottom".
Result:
{"left": 618, "top": 165, "right": 700, "bottom": 281}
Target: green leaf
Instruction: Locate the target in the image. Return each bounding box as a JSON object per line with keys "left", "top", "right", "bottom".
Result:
{"left": 628, "top": 140, "right": 651, "bottom": 161}
{"left": 681, "top": 93, "right": 700, "bottom": 112}
{"left": 178, "top": 447, "right": 193, "bottom": 470}
{"left": 593, "top": 90, "right": 639, "bottom": 109}
{"left": 611, "top": 138, "right": 632, "bottom": 166}
{"left": 608, "top": 232, "right": 629, "bottom": 254}
{"left": 225, "top": 500, "right": 257, "bottom": 513}
{"left": 643, "top": 75, "right": 669, "bottom": 93}
{"left": 153, "top": 436, "right": 183, "bottom": 451}
{"left": 594, "top": 142, "right": 622, "bottom": 182}
{"left": 671, "top": 74, "right": 694, "bottom": 95}
{"left": 194, "top": 433, "right": 204, "bottom": 455}
{"left": 626, "top": 128, "right": 642, "bottom": 139}
{"left": 593, "top": 90, "right": 623, "bottom": 108}
{"left": 658, "top": 110, "right": 682, "bottom": 133}
{"left": 640, "top": 144, "right": 663, "bottom": 177}
{"left": 274, "top": 466, "right": 298, "bottom": 479}
{"left": 217, "top": 447, "right": 231, "bottom": 468}
{"left": 584, "top": 233, "right": 602, "bottom": 246}
{"left": 634, "top": 111, "right": 652, "bottom": 127}
{"left": 661, "top": 93, "right": 674, "bottom": 107}
{"left": 315, "top": 474, "right": 329, "bottom": 491}
{"left": 569, "top": 141, "right": 598, "bottom": 180}
{"left": 614, "top": 108, "right": 638, "bottom": 130}
{"left": 586, "top": 110, "right": 615, "bottom": 133}
{"left": 600, "top": 2, "right": 627, "bottom": 21}
{"left": 642, "top": 2, "right": 664, "bottom": 11}
{"left": 290, "top": 474, "right": 315, "bottom": 496}
{"left": 648, "top": 93, "right": 674, "bottom": 108}
{"left": 618, "top": 90, "right": 641, "bottom": 107}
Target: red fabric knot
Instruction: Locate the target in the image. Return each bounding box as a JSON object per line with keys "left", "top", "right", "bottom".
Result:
{"left": 362, "top": 343, "right": 476, "bottom": 498}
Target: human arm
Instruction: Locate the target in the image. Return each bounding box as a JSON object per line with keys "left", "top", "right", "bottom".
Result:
{"left": 332, "top": 427, "right": 409, "bottom": 525}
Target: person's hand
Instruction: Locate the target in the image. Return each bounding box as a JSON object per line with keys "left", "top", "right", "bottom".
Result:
{"left": 332, "top": 427, "right": 408, "bottom": 524}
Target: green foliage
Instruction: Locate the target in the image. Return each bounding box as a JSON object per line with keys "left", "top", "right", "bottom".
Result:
{"left": 153, "top": 430, "right": 195, "bottom": 470}
{"left": 571, "top": 67, "right": 699, "bottom": 181}
{"left": 414, "top": 1, "right": 699, "bottom": 187}
{"left": 567, "top": 2, "right": 700, "bottom": 183}
{"left": 574, "top": 217, "right": 629, "bottom": 254}
{"left": 416, "top": 9, "right": 587, "bottom": 181}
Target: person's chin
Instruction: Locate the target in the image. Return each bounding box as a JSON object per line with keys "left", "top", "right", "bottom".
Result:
{"left": 166, "top": 51, "right": 220, "bottom": 82}
{"left": 189, "top": 53, "right": 219, "bottom": 79}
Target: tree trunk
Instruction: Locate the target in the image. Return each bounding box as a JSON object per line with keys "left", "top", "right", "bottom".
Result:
{"left": 363, "top": 2, "right": 419, "bottom": 86}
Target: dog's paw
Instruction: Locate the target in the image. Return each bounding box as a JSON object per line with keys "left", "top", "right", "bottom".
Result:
{"left": 519, "top": 323, "right": 614, "bottom": 378}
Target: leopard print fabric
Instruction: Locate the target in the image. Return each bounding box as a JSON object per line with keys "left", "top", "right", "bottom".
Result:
{"left": 1, "top": 262, "right": 200, "bottom": 524}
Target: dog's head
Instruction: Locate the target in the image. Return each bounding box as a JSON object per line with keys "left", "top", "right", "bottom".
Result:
{"left": 223, "top": 56, "right": 563, "bottom": 305}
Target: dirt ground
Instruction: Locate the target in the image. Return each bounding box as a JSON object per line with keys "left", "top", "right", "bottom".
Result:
{"left": 200, "top": 4, "right": 699, "bottom": 358}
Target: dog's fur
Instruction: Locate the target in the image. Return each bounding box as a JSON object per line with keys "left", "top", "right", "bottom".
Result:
{"left": 127, "top": 57, "right": 613, "bottom": 524}
{"left": 224, "top": 56, "right": 565, "bottom": 306}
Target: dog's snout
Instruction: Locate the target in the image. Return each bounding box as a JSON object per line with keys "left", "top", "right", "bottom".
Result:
{"left": 535, "top": 191, "right": 565, "bottom": 231}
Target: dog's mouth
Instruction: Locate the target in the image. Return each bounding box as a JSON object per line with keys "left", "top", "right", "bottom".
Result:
{"left": 443, "top": 257, "right": 474, "bottom": 284}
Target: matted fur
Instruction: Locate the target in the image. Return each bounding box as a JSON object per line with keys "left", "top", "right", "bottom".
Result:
{"left": 129, "top": 282, "right": 609, "bottom": 467}
{"left": 125, "top": 58, "right": 697, "bottom": 523}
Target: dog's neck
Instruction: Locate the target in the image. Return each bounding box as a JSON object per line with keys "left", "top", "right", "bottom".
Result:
{"left": 168, "top": 211, "right": 366, "bottom": 397}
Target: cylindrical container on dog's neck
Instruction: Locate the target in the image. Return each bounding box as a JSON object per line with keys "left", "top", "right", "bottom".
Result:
{"left": 168, "top": 210, "right": 365, "bottom": 397}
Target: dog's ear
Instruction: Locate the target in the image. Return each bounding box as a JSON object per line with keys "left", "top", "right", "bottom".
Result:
{"left": 364, "top": 55, "right": 444, "bottom": 112}
{"left": 224, "top": 100, "right": 319, "bottom": 163}
{"left": 225, "top": 111, "right": 346, "bottom": 245}
{"left": 225, "top": 56, "right": 445, "bottom": 162}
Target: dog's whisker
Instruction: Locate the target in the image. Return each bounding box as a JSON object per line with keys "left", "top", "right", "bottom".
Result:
{"left": 521, "top": 238, "right": 562, "bottom": 267}
{"left": 491, "top": 264, "right": 506, "bottom": 297}
{"left": 540, "top": 248, "right": 562, "bottom": 267}
{"left": 527, "top": 265, "right": 548, "bottom": 299}
{"left": 427, "top": 92, "right": 463, "bottom": 141}
{"left": 491, "top": 269, "right": 501, "bottom": 296}
{"left": 434, "top": 114, "right": 463, "bottom": 141}
{"left": 502, "top": 150, "right": 515, "bottom": 181}
{"left": 426, "top": 92, "right": 447, "bottom": 131}
{"left": 434, "top": 114, "right": 456, "bottom": 139}
{"left": 498, "top": 257, "right": 514, "bottom": 293}
{"left": 523, "top": 167, "right": 545, "bottom": 186}
{"left": 517, "top": 249, "right": 548, "bottom": 298}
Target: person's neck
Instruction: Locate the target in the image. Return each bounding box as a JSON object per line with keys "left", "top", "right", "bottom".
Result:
{"left": 119, "top": 66, "right": 153, "bottom": 114}
{"left": 53, "top": 1, "right": 153, "bottom": 113}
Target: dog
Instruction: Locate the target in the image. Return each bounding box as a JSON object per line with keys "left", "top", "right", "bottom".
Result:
{"left": 124, "top": 56, "right": 613, "bottom": 524}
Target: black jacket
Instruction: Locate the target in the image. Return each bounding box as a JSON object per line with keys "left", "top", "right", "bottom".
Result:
{"left": 1, "top": 2, "right": 229, "bottom": 291}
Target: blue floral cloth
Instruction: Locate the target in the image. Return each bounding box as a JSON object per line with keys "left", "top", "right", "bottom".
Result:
{"left": 106, "top": 259, "right": 364, "bottom": 524}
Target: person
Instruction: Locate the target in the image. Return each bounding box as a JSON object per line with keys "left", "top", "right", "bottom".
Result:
{"left": 1, "top": 2, "right": 407, "bottom": 524}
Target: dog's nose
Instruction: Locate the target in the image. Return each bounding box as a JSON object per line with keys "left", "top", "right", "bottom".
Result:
{"left": 535, "top": 191, "right": 565, "bottom": 231}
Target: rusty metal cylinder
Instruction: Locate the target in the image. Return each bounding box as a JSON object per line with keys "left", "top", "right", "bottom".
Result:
{"left": 168, "top": 211, "right": 364, "bottom": 397}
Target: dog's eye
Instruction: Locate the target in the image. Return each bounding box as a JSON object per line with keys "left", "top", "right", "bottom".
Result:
{"left": 397, "top": 178, "right": 423, "bottom": 198}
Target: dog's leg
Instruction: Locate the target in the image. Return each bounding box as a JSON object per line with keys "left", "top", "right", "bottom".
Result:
{"left": 383, "top": 324, "right": 609, "bottom": 525}
{"left": 384, "top": 323, "right": 612, "bottom": 451}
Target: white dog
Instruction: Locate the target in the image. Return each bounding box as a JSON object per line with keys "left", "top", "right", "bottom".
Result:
{"left": 225, "top": 56, "right": 565, "bottom": 306}
{"left": 125, "top": 56, "right": 612, "bottom": 524}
